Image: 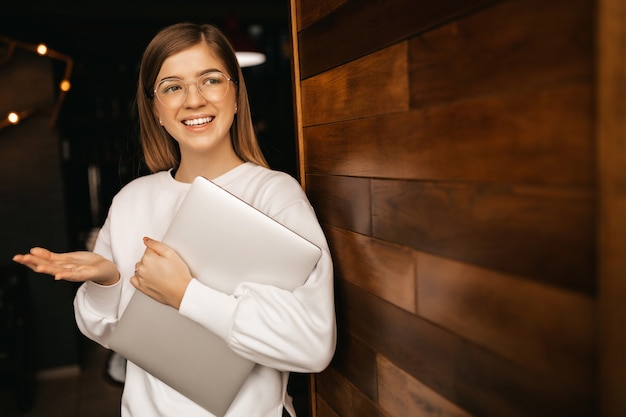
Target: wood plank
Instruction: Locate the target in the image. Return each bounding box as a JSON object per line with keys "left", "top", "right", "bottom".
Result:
{"left": 329, "top": 327, "right": 378, "bottom": 402}
{"left": 289, "top": 0, "right": 308, "bottom": 186}
{"left": 298, "top": 0, "right": 493, "bottom": 78}
{"left": 316, "top": 367, "right": 388, "bottom": 417}
{"left": 417, "top": 252, "right": 594, "bottom": 384}
{"left": 371, "top": 179, "right": 594, "bottom": 293}
{"left": 304, "top": 83, "right": 593, "bottom": 186}
{"left": 296, "top": 0, "right": 348, "bottom": 30}
{"left": 377, "top": 354, "right": 474, "bottom": 417}
{"left": 336, "top": 280, "right": 593, "bottom": 417}
{"left": 326, "top": 225, "right": 417, "bottom": 313}
{"left": 597, "top": 0, "right": 626, "bottom": 414}
{"left": 306, "top": 174, "right": 372, "bottom": 235}
{"left": 301, "top": 42, "right": 409, "bottom": 126}
{"left": 316, "top": 398, "right": 340, "bottom": 417}
{"left": 409, "top": 0, "right": 593, "bottom": 107}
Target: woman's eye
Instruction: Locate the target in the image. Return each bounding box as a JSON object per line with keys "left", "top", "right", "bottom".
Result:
{"left": 161, "top": 83, "right": 183, "bottom": 95}
{"left": 202, "top": 75, "right": 222, "bottom": 86}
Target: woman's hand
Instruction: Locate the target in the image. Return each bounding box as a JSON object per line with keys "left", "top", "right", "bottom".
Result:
{"left": 132, "top": 237, "right": 192, "bottom": 310}
{"left": 13, "top": 247, "right": 120, "bottom": 286}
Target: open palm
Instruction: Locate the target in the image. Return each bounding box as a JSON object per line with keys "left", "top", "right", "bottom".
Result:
{"left": 13, "top": 247, "right": 119, "bottom": 285}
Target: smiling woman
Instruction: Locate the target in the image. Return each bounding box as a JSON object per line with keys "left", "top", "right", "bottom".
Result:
{"left": 0, "top": 4, "right": 304, "bottom": 415}
{"left": 148, "top": 40, "right": 245, "bottom": 182}
{"left": 12, "top": 22, "right": 335, "bottom": 417}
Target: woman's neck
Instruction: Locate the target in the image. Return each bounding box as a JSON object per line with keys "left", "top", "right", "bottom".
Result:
{"left": 174, "top": 153, "right": 244, "bottom": 183}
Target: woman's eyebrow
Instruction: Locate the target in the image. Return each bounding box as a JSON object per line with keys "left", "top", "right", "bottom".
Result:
{"left": 158, "top": 68, "right": 223, "bottom": 83}
{"left": 156, "top": 74, "right": 185, "bottom": 84}
{"left": 198, "top": 68, "right": 224, "bottom": 76}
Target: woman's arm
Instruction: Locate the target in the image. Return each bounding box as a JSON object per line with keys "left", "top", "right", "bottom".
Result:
{"left": 178, "top": 199, "right": 336, "bottom": 373}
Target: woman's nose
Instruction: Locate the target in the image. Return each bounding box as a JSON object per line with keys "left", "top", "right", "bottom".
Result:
{"left": 183, "top": 82, "right": 207, "bottom": 106}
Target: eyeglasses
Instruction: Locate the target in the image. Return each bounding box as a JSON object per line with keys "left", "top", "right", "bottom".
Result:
{"left": 153, "top": 71, "right": 236, "bottom": 108}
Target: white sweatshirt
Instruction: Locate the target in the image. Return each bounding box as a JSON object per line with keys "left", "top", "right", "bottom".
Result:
{"left": 73, "top": 162, "right": 336, "bottom": 417}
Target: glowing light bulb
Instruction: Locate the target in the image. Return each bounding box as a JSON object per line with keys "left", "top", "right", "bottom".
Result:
{"left": 7, "top": 112, "right": 20, "bottom": 125}
{"left": 36, "top": 44, "right": 48, "bottom": 55}
{"left": 59, "top": 79, "right": 71, "bottom": 92}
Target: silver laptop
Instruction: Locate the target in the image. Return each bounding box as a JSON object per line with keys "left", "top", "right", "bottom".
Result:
{"left": 108, "top": 176, "right": 322, "bottom": 416}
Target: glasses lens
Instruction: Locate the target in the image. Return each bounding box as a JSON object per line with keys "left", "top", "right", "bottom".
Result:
{"left": 155, "top": 80, "right": 185, "bottom": 107}
{"left": 154, "top": 72, "right": 231, "bottom": 107}
{"left": 198, "top": 72, "right": 230, "bottom": 102}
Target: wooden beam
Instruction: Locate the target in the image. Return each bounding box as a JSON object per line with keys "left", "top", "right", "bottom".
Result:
{"left": 596, "top": 0, "right": 626, "bottom": 414}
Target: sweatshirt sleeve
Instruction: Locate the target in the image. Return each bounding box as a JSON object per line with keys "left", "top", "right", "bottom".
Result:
{"left": 73, "top": 216, "right": 123, "bottom": 347}
{"left": 177, "top": 199, "right": 336, "bottom": 373}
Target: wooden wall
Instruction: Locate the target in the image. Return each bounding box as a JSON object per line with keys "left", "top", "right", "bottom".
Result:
{"left": 596, "top": 0, "right": 626, "bottom": 415}
{"left": 289, "top": 0, "right": 611, "bottom": 416}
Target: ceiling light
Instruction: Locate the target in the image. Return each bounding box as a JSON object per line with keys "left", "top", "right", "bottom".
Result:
{"left": 224, "top": 14, "right": 266, "bottom": 68}
{"left": 236, "top": 51, "right": 266, "bottom": 68}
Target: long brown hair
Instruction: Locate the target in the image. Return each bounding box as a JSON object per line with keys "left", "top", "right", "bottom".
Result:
{"left": 136, "top": 22, "right": 268, "bottom": 173}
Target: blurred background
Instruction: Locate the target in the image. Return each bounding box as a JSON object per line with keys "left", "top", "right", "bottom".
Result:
{"left": 0, "top": 0, "right": 298, "bottom": 413}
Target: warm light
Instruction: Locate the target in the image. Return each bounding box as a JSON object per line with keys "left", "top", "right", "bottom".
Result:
{"left": 36, "top": 43, "right": 48, "bottom": 55}
{"left": 236, "top": 51, "right": 266, "bottom": 68}
{"left": 0, "top": 36, "right": 74, "bottom": 131}
{"left": 7, "top": 112, "right": 20, "bottom": 125}
{"left": 59, "top": 79, "right": 71, "bottom": 92}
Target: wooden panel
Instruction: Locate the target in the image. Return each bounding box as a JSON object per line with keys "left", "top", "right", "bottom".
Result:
{"left": 377, "top": 355, "right": 474, "bottom": 417}
{"left": 316, "top": 398, "right": 340, "bottom": 417}
{"left": 296, "top": 0, "right": 347, "bottom": 30}
{"left": 329, "top": 327, "right": 378, "bottom": 402}
{"left": 292, "top": 0, "right": 600, "bottom": 415}
{"left": 326, "top": 226, "right": 417, "bottom": 313}
{"left": 316, "top": 367, "right": 388, "bottom": 417}
{"left": 298, "top": 0, "right": 493, "bottom": 78}
{"left": 597, "top": 0, "right": 626, "bottom": 414}
{"left": 334, "top": 282, "right": 459, "bottom": 412}
{"left": 337, "top": 280, "right": 593, "bottom": 417}
{"left": 301, "top": 42, "right": 409, "bottom": 126}
{"left": 306, "top": 174, "right": 371, "bottom": 235}
{"left": 409, "top": 0, "right": 593, "bottom": 108}
{"left": 304, "top": 83, "right": 593, "bottom": 186}
{"left": 418, "top": 252, "right": 594, "bottom": 384}
{"left": 371, "top": 179, "right": 594, "bottom": 293}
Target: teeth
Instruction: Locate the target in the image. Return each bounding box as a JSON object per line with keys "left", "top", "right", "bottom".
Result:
{"left": 183, "top": 116, "right": 214, "bottom": 126}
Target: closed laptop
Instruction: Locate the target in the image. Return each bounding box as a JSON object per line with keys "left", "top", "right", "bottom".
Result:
{"left": 108, "top": 176, "right": 322, "bottom": 416}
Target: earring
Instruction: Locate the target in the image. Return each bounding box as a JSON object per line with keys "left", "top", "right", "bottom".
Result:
{"left": 234, "top": 105, "right": 237, "bottom": 113}
{"left": 159, "top": 119, "right": 163, "bottom": 125}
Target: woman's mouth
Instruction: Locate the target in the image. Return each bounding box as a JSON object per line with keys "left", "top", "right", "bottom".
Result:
{"left": 183, "top": 116, "right": 214, "bottom": 126}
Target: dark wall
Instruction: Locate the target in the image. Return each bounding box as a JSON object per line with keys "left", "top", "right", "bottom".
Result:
{"left": 0, "top": 50, "right": 79, "bottom": 370}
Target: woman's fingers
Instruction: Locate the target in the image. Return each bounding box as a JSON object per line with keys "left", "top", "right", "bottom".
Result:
{"left": 29, "top": 247, "right": 54, "bottom": 259}
{"left": 13, "top": 249, "right": 119, "bottom": 285}
{"left": 13, "top": 252, "right": 69, "bottom": 278}
{"left": 142, "top": 236, "right": 172, "bottom": 257}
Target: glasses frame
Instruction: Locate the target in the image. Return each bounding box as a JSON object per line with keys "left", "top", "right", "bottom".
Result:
{"left": 153, "top": 71, "right": 237, "bottom": 108}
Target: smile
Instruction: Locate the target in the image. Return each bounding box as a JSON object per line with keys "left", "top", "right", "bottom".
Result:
{"left": 183, "top": 116, "right": 214, "bottom": 126}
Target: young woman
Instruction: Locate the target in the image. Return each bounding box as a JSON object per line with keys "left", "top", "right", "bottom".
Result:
{"left": 13, "top": 23, "right": 336, "bottom": 416}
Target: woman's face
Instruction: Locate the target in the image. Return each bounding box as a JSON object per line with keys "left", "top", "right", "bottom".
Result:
{"left": 153, "top": 42, "right": 237, "bottom": 161}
